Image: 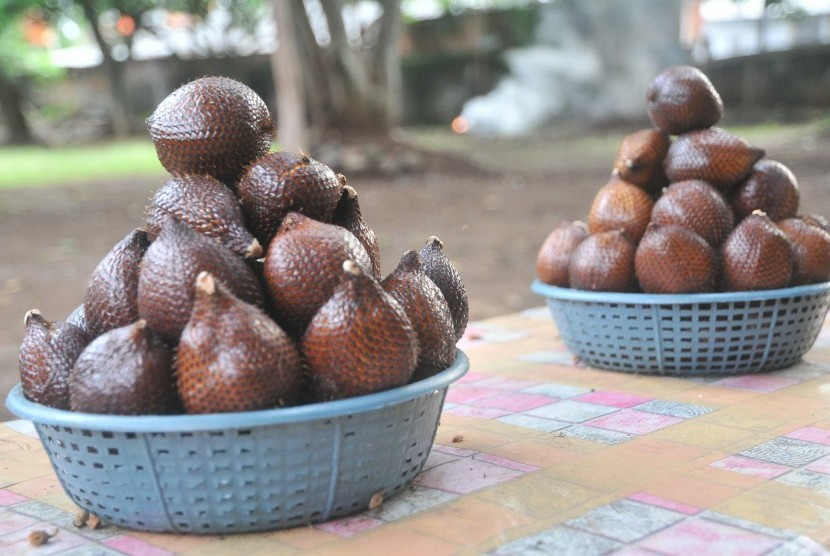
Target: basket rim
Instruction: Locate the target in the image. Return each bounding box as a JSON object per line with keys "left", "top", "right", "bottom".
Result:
{"left": 5, "top": 350, "right": 469, "bottom": 433}
{"left": 531, "top": 279, "right": 830, "bottom": 305}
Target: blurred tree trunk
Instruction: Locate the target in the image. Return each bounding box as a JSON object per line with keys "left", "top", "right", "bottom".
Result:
{"left": 78, "top": 0, "right": 132, "bottom": 137}
{"left": 271, "top": 0, "right": 307, "bottom": 152}
{"left": 0, "top": 73, "right": 36, "bottom": 145}
{"left": 270, "top": 0, "right": 404, "bottom": 150}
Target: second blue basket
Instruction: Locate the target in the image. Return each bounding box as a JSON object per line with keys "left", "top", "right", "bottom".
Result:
{"left": 531, "top": 280, "right": 830, "bottom": 376}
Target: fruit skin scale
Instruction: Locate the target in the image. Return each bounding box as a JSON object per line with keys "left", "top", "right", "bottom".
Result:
{"left": 263, "top": 212, "right": 372, "bottom": 337}
{"left": 536, "top": 220, "right": 589, "bottom": 287}
{"left": 237, "top": 151, "right": 342, "bottom": 247}
{"left": 176, "top": 272, "right": 303, "bottom": 414}
{"left": 419, "top": 236, "right": 469, "bottom": 342}
{"left": 84, "top": 229, "right": 150, "bottom": 338}
{"left": 646, "top": 65, "right": 724, "bottom": 135}
{"left": 302, "top": 261, "right": 418, "bottom": 401}
{"left": 650, "top": 179, "right": 734, "bottom": 247}
{"left": 145, "top": 175, "right": 262, "bottom": 259}
{"left": 587, "top": 176, "right": 654, "bottom": 243}
{"left": 146, "top": 76, "right": 275, "bottom": 187}
{"left": 720, "top": 211, "right": 794, "bottom": 291}
{"left": 137, "top": 218, "right": 264, "bottom": 344}
{"left": 382, "top": 251, "right": 455, "bottom": 382}
{"left": 664, "top": 127, "right": 765, "bottom": 192}
{"left": 18, "top": 310, "right": 90, "bottom": 410}
{"left": 635, "top": 224, "right": 719, "bottom": 294}
{"left": 69, "top": 320, "right": 177, "bottom": 415}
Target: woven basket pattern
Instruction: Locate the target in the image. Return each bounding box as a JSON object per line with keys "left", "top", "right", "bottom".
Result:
{"left": 532, "top": 281, "right": 830, "bottom": 376}
{"left": 7, "top": 351, "right": 469, "bottom": 534}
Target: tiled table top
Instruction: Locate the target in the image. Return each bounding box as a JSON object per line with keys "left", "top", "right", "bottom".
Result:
{"left": 4, "top": 307, "right": 830, "bottom": 555}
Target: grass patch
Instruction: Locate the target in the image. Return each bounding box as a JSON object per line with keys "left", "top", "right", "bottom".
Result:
{"left": 0, "top": 139, "right": 166, "bottom": 188}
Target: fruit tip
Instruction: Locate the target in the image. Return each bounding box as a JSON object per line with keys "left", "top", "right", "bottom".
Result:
{"left": 343, "top": 259, "right": 363, "bottom": 277}
{"left": 195, "top": 271, "right": 217, "bottom": 295}
{"left": 398, "top": 250, "right": 422, "bottom": 271}
{"left": 426, "top": 236, "right": 444, "bottom": 249}
{"left": 23, "top": 309, "right": 43, "bottom": 327}
{"left": 337, "top": 173, "right": 348, "bottom": 186}
{"left": 246, "top": 238, "right": 263, "bottom": 259}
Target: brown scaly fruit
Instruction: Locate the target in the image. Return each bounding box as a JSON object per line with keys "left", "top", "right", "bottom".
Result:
{"left": 381, "top": 251, "right": 456, "bottom": 382}
{"left": 730, "top": 160, "right": 799, "bottom": 222}
{"left": 720, "top": 211, "right": 794, "bottom": 291}
{"left": 635, "top": 224, "right": 719, "bottom": 294}
{"left": 569, "top": 230, "right": 638, "bottom": 293}
{"left": 237, "top": 151, "right": 342, "bottom": 247}
{"left": 646, "top": 65, "right": 723, "bottom": 135}
{"left": 176, "top": 272, "right": 304, "bottom": 414}
{"left": 419, "top": 236, "right": 469, "bottom": 342}
{"left": 650, "top": 180, "right": 734, "bottom": 246}
{"left": 65, "top": 304, "right": 90, "bottom": 336}
{"left": 302, "top": 260, "right": 418, "bottom": 401}
{"left": 664, "top": 128, "right": 765, "bottom": 193}
{"left": 137, "top": 218, "right": 264, "bottom": 344}
{"left": 146, "top": 76, "right": 275, "bottom": 187}
{"left": 332, "top": 180, "right": 381, "bottom": 279}
{"left": 145, "top": 175, "right": 262, "bottom": 259}
{"left": 777, "top": 218, "right": 830, "bottom": 286}
{"left": 587, "top": 176, "right": 654, "bottom": 243}
{"left": 536, "top": 220, "right": 589, "bottom": 287}
{"left": 70, "top": 320, "right": 178, "bottom": 415}
{"left": 84, "top": 229, "right": 150, "bottom": 338}
{"left": 612, "top": 128, "right": 670, "bottom": 195}
{"left": 263, "top": 212, "right": 372, "bottom": 336}
{"left": 18, "top": 310, "right": 90, "bottom": 409}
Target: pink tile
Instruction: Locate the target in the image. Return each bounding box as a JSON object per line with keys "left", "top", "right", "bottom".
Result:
{"left": 103, "top": 535, "right": 177, "bottom": 556}
{"left": 413, "top": 458, "right": 525, "bottom": 494}
{"left": 709, "top": 455, "right": 791, "bottom": 479}
{"left": 2, "top": 525, "right": 88, "bottom": 555}
{"left": 473, "top": 453, "right": 540, "bottom": 473}
{"left": 422, "top": 450, "right": 461, "bottom": 470}
{"left": 0, "top": 511, "right": 39, "bottom": 535}
{"left": 638, "top": 518, "right": 781, "bottom": 555}
{"left": 474, "top": 376, "right": 541, "bottom": 391}
{"left": 574, "top": 391, "right": 653, "bottom": 408}
{"left": 806, "top": 454, "right": 830, "bottom": 475}
{"left": 586, "top": 409, "right": 681, "bottom": 435}
{"left": 627, "top": 492, "right": 701, "bottom": 515}
{"left": 471, "top": 393, "right": 555, "bottom": 412}
{"left": 0, "top": 490, "right": 28, "bottom": 507}
{"left": 715, "top": 374, "right": 798, "bottom": 393}
{"left": 457, "top": 371, "right": 490, "bottom": 384}
{"left": 444, "top": 405, "right": 511, "bottom": 419}
{"left": 315, "top": 515, "right": 385, "bottom": 537}
{"left": 613, "top": 548, "right": 663, "bottom": 556}
{"left": 445, "top": 386, "right": 502, "bottom": 404}
{"left": 786, "top": 426, "right": 830, "bottom": 446}
{"left": 433, "top": 444, "right": 477, "bottom": 458}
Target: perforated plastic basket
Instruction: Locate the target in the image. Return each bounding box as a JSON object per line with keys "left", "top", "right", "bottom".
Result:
{"left": 531, "top": 280, "right": 830, "bottom": 376}
{"left": 5, "top": 350, "right": 468, "bottom": 534}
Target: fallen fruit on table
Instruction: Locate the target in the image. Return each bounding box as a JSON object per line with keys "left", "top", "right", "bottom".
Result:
{"left": 18, "top": 76, "right": 468, "bottom": 414}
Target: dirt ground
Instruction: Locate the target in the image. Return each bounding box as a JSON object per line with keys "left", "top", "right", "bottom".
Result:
{"left": 2, "top": 122, "right": 830, "bottom": 420}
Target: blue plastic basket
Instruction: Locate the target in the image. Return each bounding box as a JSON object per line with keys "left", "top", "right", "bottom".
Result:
{"left": 531, "top": 280, "right": 830, "bottom": 376}
{"left": 5, "top": 350, "right": 469, "bottom": 534}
